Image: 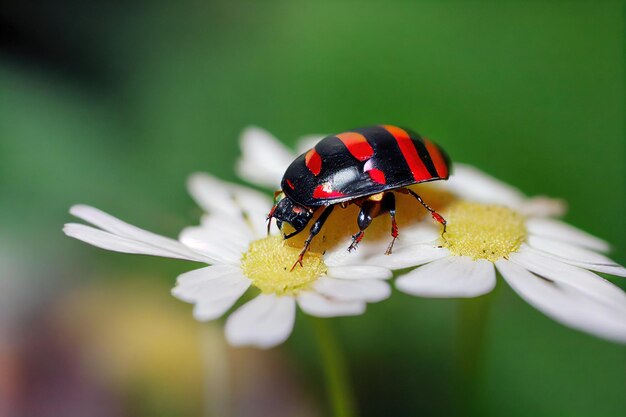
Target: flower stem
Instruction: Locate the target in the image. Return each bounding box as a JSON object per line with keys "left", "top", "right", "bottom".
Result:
{"left": 454, "top": 291, "right": 495, "bottom": 413}
{"left": 200, "top": 326, "right": 231, "bottom": 417}
{"left": 311, "top": 318, "right": 357, "bottom": 417}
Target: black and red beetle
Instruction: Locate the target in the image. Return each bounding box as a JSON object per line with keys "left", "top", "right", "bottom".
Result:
{"left": 268, "top": 125, "right": 451, "bottom": 269}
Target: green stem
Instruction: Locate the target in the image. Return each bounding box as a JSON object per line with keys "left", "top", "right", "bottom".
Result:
{"left": 311, "top": 318, "right": 357, "bottom": 417}
{"left": 455, "top": 291, "right": 495, "bottom": 413}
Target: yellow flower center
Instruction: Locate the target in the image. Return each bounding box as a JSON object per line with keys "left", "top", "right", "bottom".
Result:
{"left": 241, "top": 235, "right": 327, "bottom": 296}
{"left": 442, "top": 201, "right": 527, "bottom": 262}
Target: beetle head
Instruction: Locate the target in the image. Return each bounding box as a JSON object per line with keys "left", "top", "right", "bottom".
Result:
{"left": 269, "top": 194, "right": 313, "bottom": 238}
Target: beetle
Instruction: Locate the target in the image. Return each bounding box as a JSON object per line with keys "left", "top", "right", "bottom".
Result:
{"left": 267, "top": 125, "right": 451, "bottom": 270}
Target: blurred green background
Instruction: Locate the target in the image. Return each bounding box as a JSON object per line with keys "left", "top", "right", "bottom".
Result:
{"left": 1, "top": 1, "right": 624, "bottom": 416}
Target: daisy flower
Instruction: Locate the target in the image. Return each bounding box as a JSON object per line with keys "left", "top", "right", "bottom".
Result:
{"left": 63, "top": 174, "right": 392, "bottom": 349}
{"left": 366, "top": 196, "right": 626, "bottom": 343}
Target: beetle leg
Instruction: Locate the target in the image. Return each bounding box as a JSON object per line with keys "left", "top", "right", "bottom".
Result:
{"left": 291, "top": 205, "right": 335, "bottom": 271}
{"left": 348, "top": 200, "right": 377, "bottom": 252}
{"left": 382, "top": 193, "right": 398, "bottom": 255}
{"left": 401, "top": 187, "right": 447, "bottom": 234}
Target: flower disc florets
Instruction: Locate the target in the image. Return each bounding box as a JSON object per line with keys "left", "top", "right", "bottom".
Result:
{"left": 442, "top": 201, "right": 527, "bottom": 262}
{"left": 241, "top": 236, "right": 327, "bottom": 296}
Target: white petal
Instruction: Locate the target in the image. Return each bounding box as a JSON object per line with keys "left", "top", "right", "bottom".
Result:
{"left": 442, "top": 163, "right": 527, "bottom": 208}
{"left": 509, "top": 246, "right": 626, "bottom": 313}
{"left": 178, "top": 220, "right": 248, "bottom": 265}
{"left": 497, "top": 259, "right": 626, "bottom": 344}
{"left": 233, "top": 188, "right": 275, "bottom": 238}
{"left": 435, "top": 163, "right": 567, "bottom": 217}
{"left": 187, "top": 172, "right": 272, "bottom": 231}
{"left": 297, "top": 291, "right": 366, "bottom": 317}
{"left": 527, "top": 235, "right": 626, "bottom": 277}
{"left": 198, "top": 214, "right": 252, "bottom": 244}
{"left": 236, "top": 160, "right": 282, "bottom": 191}
{"left": 171, "top": 265, "right": 250, "bottom": 321}
{"left": 63, "top": 224, "right": 210, "bottom": 263}
{"left": 395, "top": 256, "right": 496, "bottom": 298}
{"left": 313, "top": 278, "right": 391, "bottom": 302}
{"left": 188, "top": 173, "right": 238, "bottom": 215}
{"left": 326, "top": 265, "right": 392, "bottom": 280}
{"left": 69, "top": 205, "right": 209, "bottom": 262}
{"left": 367, "top": 244, "right": 449, "bottom": 269}
{"left": 236, "top": 126, "right": 294, "bottom": 189}
{"left": 525, "top": 217, "right": 610, "bottom": 253}
{"left": 175, "top": 264, "right": 243, "bottom": 286}
{"left": 397, "top": 223, "right": 441, "bottom": 246}
{"left": 517, "top": 196, "right": 567, "bottom": 217}
{"left": 225, "top": 294, "right": 296, "bottom": 348}
{"left": 323, "top": 237, "right": 371, "bottom": 267}
{"left": 64, "top": 223, "right": 189, "bottom": 259}
{"left": 295, "top": 134, "right": 326, "bottom": 154}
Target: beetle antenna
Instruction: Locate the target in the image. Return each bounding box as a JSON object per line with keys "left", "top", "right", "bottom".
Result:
{"left": 266, "top": 204, "right": 277, "bottom": 236}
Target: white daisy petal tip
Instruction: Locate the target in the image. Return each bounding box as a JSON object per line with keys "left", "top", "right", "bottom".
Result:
{"left": 526, "top": 235, "right": 626, "bottom": 277}
{"left": 63, "top": 222, "right": 196, "bottom": 260}
{"left": 186, "top": 171, "right": 214, "bottom": 190}
{"left": 62, "top": 223, "right": 98, "bottom": 243}
{"left": 62, "top": 222, "right": 78, "bottom": 236}
{"left": 297, "top": 292, "right": 366, "bottom": 317}
{"left": 395, "top": 257, "right": 496, "bottom": 298}
{"left": 170, "top": 286, "right": 188, "bottom": 300}
{"left": 186, "top": 171, "right": 236, "bottom": 210}
{"left": 295, "top": 134, "right": 326, "bottom": 154}
{"left": 525, "top": 217, "right": 611, "bottom": 253}
{"left": 170, "top": 266, "right": 251, "bottom": 321}
{"left": 68, "top": 203, "right": 92, "bottom": 218}
{"left": 496, "top": 259, "right": 626, "bottom": 344}
{"left": 239, "top": 125, "right": 278, "bottom": 143}
{"left": 236, "top": 126, "right": 295, "bottom": 189}
{"left": 509, "top": 247, "right": 626, "bottom": 313}
{"left": 225, "top": 294, "right": 296, "bottom": 349}
{"left": 68, "top": 204, "right": 128, "bottom": 228}
{"left": 192, "top": 300, "right": 236, "bottom": 322}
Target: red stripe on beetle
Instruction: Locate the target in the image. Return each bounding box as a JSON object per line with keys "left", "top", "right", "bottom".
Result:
{"left": 313, "top": 183, "right": 346, "bottom": 199}
{"left": 367, "top": 168, "right": 386, "bottom": 184}
{"left": 424, "top": 139, "right": 448, "bottom": 178}
{"left": 381, "top": 125, "right": 432, "bottom": 182}
{"left": 335, "top": 132, "right": 374, "bottom": 161}
{"left": 305, "top": 149, "right": 322, "bottom": 175}
{"left": 285, "top": 179, "right": 295, "bottom": 189}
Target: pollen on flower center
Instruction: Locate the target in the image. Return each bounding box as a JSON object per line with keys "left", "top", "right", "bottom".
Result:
{"left": 241, "top": 235, "right": 327, "bottom": 296}
{"left": 442, "top": 201, "right": 526, "bottom": 262}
